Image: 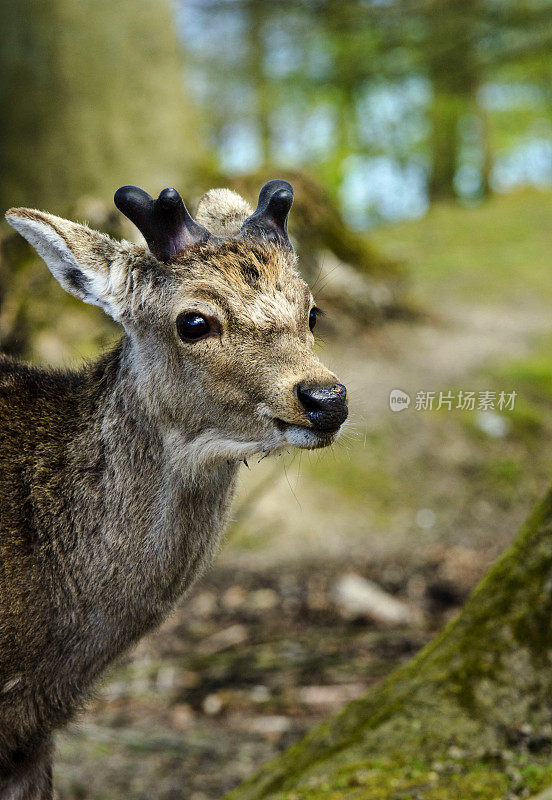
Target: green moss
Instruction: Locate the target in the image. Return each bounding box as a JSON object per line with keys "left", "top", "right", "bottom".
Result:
{"left": 274, "top": 758, "right": 510, "bottom": 800}
{"left": 256, "top": 754, "right": 552, "bottom": 800}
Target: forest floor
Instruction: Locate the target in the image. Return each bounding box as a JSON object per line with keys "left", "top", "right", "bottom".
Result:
{"left": 55, "top": 188, "right": 552, "bottom": 800}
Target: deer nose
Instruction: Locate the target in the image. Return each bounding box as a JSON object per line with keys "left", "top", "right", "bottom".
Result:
{"left": 295, "top": 382, "right": 348, "bottom": 433}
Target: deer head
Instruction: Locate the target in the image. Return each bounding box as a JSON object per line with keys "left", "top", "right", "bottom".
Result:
{"left": 5, "top": 180, "right": 348, "bottom": 461}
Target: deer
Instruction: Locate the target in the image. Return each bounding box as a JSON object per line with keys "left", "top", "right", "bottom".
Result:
{"left": 0, "top": 179, "right": 348, "bottom": 799}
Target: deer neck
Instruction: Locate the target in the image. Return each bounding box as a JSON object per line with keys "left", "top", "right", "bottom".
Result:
{"left": 65, "top": 336, "right": 239, "bottom": 649}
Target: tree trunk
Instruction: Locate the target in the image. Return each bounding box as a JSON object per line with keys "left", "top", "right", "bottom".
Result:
{"left": 0, "top": 0, "right": 204, "bottom": 216}
{"left": 425, "top": 0, "right": 481, "bottom": 202}
{"left": 247, "top": 0, "right": 271, "bottom": 167}
{"left": 227, "top": 485, "right": 552, "bottom": 800}
{"left": 428, "top": 91, "right": 463, "bottom": 201}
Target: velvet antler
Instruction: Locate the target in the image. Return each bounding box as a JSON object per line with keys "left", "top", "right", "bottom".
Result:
{"left": 240, "top": 179, "right": 294, "bottom": 248}
{"left": 114, "top": 185, "right": 210, "bottom": 262}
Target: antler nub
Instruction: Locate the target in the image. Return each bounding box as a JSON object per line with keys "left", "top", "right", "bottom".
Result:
{"left": 240, "top": 179, "right": 294, "bottom": 248}
{"left": 114, "top": 185, "right": 210, "bottom": 262}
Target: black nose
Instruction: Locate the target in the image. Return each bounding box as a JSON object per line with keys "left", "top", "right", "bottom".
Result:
{"left": 296, "top": 382, "right": 348, "bottom": 433}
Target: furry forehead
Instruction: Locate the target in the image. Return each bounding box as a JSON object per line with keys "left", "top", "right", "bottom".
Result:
{"left": 170, "top": 238, "right": 302, "bottom": 298}
{"left": 163, "top": 188, "right": 301, "bottom": 291}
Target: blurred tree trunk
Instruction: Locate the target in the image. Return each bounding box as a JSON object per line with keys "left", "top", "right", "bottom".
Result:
{"left": 428, "top": 92, "right": 463, "bottom": 200}
{"left": 425, "top": 0, "right": 483, "bottom": 201}
{"left": 0, "top": 0, "right": 205, "bottom": 216}
{"left": 248, "top": 0, "right": 271, "bottom": 167}
{"left": 227, "top": 484, "right": 552, "bottom": 800}
{"left": 479, "top": 104, "right": 492, "bottom": 198}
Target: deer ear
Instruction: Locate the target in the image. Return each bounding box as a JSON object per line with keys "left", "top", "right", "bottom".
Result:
{"left": 5, "top": 208, "right": 135, "bottom": 321}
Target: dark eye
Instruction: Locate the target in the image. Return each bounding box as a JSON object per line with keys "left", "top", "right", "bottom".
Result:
{"left": 309, "top": 307, "right": 319, "bottom": 332}
{"left": 176, "top": 312, "right": 211, "bottom": 342}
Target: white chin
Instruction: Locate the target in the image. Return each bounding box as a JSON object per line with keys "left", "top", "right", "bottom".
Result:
{"left": 281, "top": 424, "right": 335, "bottom": 450}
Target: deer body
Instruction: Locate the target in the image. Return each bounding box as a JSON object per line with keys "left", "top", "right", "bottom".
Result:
{"left": 0, "top": 341, "right": 237, "bottom": 791}
{"left": 0, "top": 181, "right": 348, "bottom": 798}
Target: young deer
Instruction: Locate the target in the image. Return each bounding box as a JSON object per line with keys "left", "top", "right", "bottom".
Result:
{"left": 0, "top": 180, "right": 348, "bottom": 799}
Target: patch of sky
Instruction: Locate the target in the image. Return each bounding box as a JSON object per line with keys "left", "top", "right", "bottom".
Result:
{"left": 263, "top": 17, "right": 305, "bottom": 79}
{"left": 356, "top": 77, "right": 431, "bottom": 157}
{"left": 263, "top": 16, "right": 332, "bottom": 82}
{"left": 340, "top": 155, "right": 429, "bottom": 229}
{"left": 177, "top": 0, "right": 246, "bottom": 66}
{"left": 271, "top": 103, "right": 336, "bottom": 165}
{"left": 305, "top": 34, "right": 333, "bottom": 81}
{"left": 219, "top": 122, "right": 263, "bottom": 175}
{"left": 491, "top": 136, "right": 552, "bottom": 192}
{"left": 479, "top": 82, "right": 545, "bottom": 111}
{"left": 455, "top": 113, "right": 487, "bottom": 201}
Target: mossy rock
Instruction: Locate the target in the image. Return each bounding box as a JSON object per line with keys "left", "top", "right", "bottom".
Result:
{"left": 227, "top": 487, "right": 552, "bottom": 800}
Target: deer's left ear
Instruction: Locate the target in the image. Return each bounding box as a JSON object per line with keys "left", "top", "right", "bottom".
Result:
{"left": 5, "top": 208, "right": 137, "bottom": 322}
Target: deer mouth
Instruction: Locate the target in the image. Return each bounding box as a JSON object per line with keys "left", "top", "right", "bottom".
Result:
{"left": 274, "top": 419, "right": 339, "bottom": 449}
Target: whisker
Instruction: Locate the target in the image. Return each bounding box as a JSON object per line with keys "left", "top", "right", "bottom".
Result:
{"left": 283, "top": 459, "right": 302, "bottom": 510}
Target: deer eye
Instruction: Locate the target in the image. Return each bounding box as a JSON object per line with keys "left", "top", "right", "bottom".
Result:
{"left": 176, "top": 312, "right": 211, "bottom": 342}
{"left": 309, "top": 307, "right": 321, "bottom": 332}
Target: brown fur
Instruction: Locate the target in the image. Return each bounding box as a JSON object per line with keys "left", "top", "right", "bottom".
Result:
{"left": 195, "top": 188, "right": 253, "bottom": 236}
{"left": 1, "top": 192, "right": 346, "bottom": 798}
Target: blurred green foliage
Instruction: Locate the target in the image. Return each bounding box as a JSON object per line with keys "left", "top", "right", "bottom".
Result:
{"left": 181, "top": 0, "right": 552, "bottom": 222}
